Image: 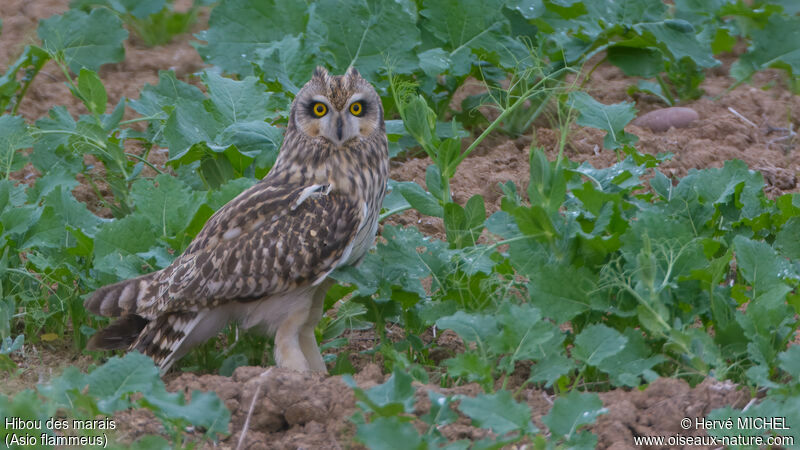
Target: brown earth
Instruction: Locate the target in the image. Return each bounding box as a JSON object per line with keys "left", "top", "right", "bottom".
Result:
{"left": 2, "top": 0, "right": 796, "bottom": 448}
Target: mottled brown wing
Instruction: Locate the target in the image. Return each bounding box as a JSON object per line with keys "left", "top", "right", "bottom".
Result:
{"left": 136, "top": 181, "right": 363, "bottom": 316}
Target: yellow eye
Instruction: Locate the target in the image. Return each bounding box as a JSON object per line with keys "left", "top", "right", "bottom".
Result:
{"left": 312, "top": 102, "right": 327, "bottom": 117}
{"left": 349, "top": 101, "right": 363, "bottom": 116}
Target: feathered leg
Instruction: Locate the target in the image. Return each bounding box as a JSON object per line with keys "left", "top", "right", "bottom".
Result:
{"left": 299, "top": 281, "right": 330, "bottom": 372}
{"left": 274, "top": 305, "right": 313, "bottom": 371}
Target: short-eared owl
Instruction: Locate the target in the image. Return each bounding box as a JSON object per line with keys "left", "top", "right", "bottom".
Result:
{"left": 86, "top": 67, "right": 389, "bottom": 373}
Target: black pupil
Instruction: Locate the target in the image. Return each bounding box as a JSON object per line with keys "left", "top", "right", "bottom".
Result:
{"left": 315, "top": 104, "right": 324, "bottom": 114}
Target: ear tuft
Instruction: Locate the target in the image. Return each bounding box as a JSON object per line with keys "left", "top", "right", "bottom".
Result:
{"left": 313, "top": 66, "right": 329, "bottom": 80}
{"left": 346, "top": 66, "right": 360, "bottom": 79}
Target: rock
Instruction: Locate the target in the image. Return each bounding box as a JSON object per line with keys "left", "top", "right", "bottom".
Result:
{"left": 633, "top": 107, "right": 700, "bottom": 132}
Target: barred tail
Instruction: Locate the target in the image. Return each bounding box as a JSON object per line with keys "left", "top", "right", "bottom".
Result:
{"left": 84, "top": 273, "right": 159, "bottom": 317}
{"left": 87, "top": 314, "right": 148, "bottom": 350}
{"left": 132, "top": 311, "right": 204, "bottom": 373}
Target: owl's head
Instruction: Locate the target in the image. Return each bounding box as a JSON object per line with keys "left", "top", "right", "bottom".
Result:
{"left": 290, "top": 66, "right": 384, "bottom": 148}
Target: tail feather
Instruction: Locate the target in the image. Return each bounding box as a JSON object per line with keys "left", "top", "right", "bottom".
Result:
{"left": 133, "top": 311, "right": 203, "bottom": 373}
{"left": 87, "top": 314, "right": 149, "bottom": 350}
{"left": 85, "top": 273, "right": 158, "bottom": 317}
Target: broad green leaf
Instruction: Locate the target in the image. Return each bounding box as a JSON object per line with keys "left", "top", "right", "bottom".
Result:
{"left": 202, "top": 72, "right": 273, "bottom": 123}
{"left": 444, "top": 195, "right": 485, "bottom": 249}
{"left": 393, "top": 181, "right": 444, "bottom": 217}
{"left": 443, "top": 352, "right": 494, "bottom": 387}
{"left": 567, "top": 91, "right": 637, "bottom": 149}
{"left": 542, "top": 391, "right": 605, "bottom": 438}
{"left": 87, "top": 352, "right": 160, "bottom": 413}
{"left": 70, "top": 0, "right": 167, "bottom": 19}
{"left": 607, "top": 46, "right": 664, "bottom": 78}
{"left": 355, "top": 417, "right": 425, "bottom": 450}
{"left": 633, "top": 20, "right": 718, "bottom": 68}
{"left": 23, "top": 186, "right": 103, "bottom": 249}
{"left": 778, "top": 346, "right": 800, "bottom": 383}
{"left": 420, "top": 391, "right": 459, "bottom": 427}
{"left": 573, "top": 324, "right": 627, "bottom": 366}
{"left": 732, "top": 14, "right": 800, "bottom": 81}
{"left": 130, "top": 174, "right": 204, "bottom": 240}
{"left": 596, "top": 328, "right": 664, "bottom": 387}
{"left": 255, "top": 35, "right": 319, "bottom": 93}
{"left": 141, "top": 386, "right": 230, "bottom": 437}
{"left": 197, "top": 0, "right": 309, "bottom": 76}
{"left": 583, "top": 0, "right": 667, "bottom": 26}
{"left": 347, "top": 369, "right": 416, "bottom": 416}
{"left": 38, "top": 8, "right": 128, "bottom": 73}
{"left": 0, "top": 115, "right": 32, "bottom": 177}
{"left": 458, "top": 390, "right": 538, "bottom": 436}
{"left": 421, "top": 0, "right": 525, "bottom": 74}
{"left": 528, "top": 352, "right": 575, "bottom": 387}
{"left": 314, "top": 0, "right": 421, "bottom": 78}
{"left": 527, "top": 263, "right": 600, "bottom": 323}
{"left": 489, "top": 302, "right": 562, "bottom": 362}
{"left": 733, "top": 235, "right": 796, "bottom": 296}
{"left": 76, "top": 69, "right": 107, "bottom": 115}
{"left": 333, "top": 225, "right": 447, "bottom": 299}
{"left": 30, "top": 106, "right": 83, "bottom": 175}
{"left": 436, "top": 310, "right": 497, "bottom": 344}
{"left": 776, "top": 217, "right": 800, "bottom": 260}
{"left": 93, "top": 213, "right": 158, "bottom": 260}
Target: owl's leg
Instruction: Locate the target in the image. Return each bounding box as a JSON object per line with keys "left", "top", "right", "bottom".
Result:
{"left": 299, "top": 283, "right": 330, "bottom": 373}
{"left": 274, "top": 306, "right": 311, "bottom": 372}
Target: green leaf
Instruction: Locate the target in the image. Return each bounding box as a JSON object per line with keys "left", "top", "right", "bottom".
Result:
{"left": 458, "top": 390, "right": 538, "bottom": 436}
{"left": 255, "top": 35, "right": 319, "bottom": 93}
{"left": 30, "top": 106, "right": 82, "bottom": 175}
{"left": 76, "top": 69, "right": 107, "bottom": 115}
{"left": 528, "top": 352, "right": 576, "bottom": 387}
{"left": 314, "top": 0, "right": 421, "bottom": 78}
{"left": 93, "top": 214, "right": 158, "bottom": 272}
{"left": 733, "top": 235, "right": 796, "bottom": 296}
{"left": 86, "top": 352, "right": 160, "bottom": 413}
{"left": 732, "top": 14, "right": 800, "bottom": 81}
{"left": 0, "top": 115, "right": 33, "bottom": 177}
{"left": 197, "top": 0, "right": 309, "bottom": 76}
{"left": 130, "top": 174, "right": 204, "bottom": 241}
{"left": 489, "top": 302, "right": 563, "bottom": 362}
{"left": 347, "top": 369, "right": 416, "bottom": 417}
{"left": 436, "top": 311, "right": 497, "bottom": 345}
{"left": 632, "top": 20, "right": 718, "bottom": 68}
{"left": 355, "top": 417, "right": 425, "bottom": 450}
{"left": 567, "top": 91, "right": 637, "bottom": 149}
{"left": 141, "top": 386, "right": 231, "bottom": 437}
{"left": 420, "top": 391, "right": 459, "bottom": 427}
{"left": 776, "top": 217, "right": 800, "bottom": 260}
{"left": 527, "top": 263, "right": 600, "bottom": 323}
{"left": 421, "top": 0, "right": 524, "bottom": 75}
{"left": 71, "top": 0, "right": 167, "bottom": 19}
{"left": 393, "top": 181, "right": 444, "bottom": 217}
{"left": 607, "top": 45, "right": 664, "bottom": 78}
{"left": 573, "top": 324, "right": 627, "bottom": 366}
{"left": 443, "top": 352, "right": 493, "bottom": 387}
{"left": 202, "top": 72, "right": 273, "bottom": 123}
{"left": 333, "top": 225, "right": 447, "bottom": 300}
{"left": 542, "top": 391, "right": 605, "bottom": 438}
{"left": 596, "top": 329, "right": 664, "bottom": 387}
{"left": 778, "top": 346, "right": 800, "bottom": 383}
{"left": 444, "top": 195, "right": 485, "bottom": 249}
{"left": 22, "top": 186, "right": 102, "bottom": 249}
{"left": 37, "top": 8, "right": 128, "bottom": 73}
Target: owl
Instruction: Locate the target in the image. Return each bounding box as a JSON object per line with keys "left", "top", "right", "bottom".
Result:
{"left": 85, "top": 67, "right": 389, "bottom": 374}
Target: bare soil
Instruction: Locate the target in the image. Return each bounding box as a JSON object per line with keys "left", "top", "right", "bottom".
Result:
{"left": 2, "top": 0, "right": 796, "bottom": 448}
